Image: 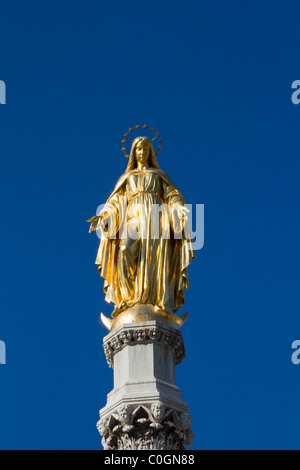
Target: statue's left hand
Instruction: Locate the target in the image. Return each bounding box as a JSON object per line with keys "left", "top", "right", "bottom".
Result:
{"left": 174, "top": 203, "right": 189, "bottom": 222}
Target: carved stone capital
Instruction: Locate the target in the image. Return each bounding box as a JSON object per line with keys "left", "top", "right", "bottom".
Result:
{"left": 97, "top": 402, "right": 194, "bottom": 450}
{"left": 103, "top": 321, "right": 185, "bottom": 368}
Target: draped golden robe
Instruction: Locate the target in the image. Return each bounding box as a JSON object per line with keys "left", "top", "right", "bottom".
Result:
{"left": 95, "top": 168, "right": 195, "bottom": 316}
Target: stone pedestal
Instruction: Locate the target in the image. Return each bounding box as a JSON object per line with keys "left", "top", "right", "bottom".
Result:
{"left": 97, "top": 320, "right": 194, "bottom": 450}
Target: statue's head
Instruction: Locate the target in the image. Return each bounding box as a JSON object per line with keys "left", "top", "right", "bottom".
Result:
{"left": 151, "top": 401, "right": 165, "bottom": 421}
{"left": 97, "top": 417, "right": 109, "bottom": 436}
{"left": 126, "top": 136, "right": 160, "bottom": 172}
{"left": 117, "top": 404, "right": 131, "bottom": 424}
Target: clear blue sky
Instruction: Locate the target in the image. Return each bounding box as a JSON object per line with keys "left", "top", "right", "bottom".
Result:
{"left": 1, "top": 0, "right": 300, "bottom": 450}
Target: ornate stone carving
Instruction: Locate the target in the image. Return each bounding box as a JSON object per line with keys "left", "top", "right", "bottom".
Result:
{"left": 97, "top": 403, "right": 194, "bottom": 450}
{"left": 119, "top": 330, "right": 132, "bottom": 343}
{"left": 149, "top": 327, "right": 162, "bottom": 341}
{"left": 103, "top": 323, "right": 185, "bottom": 368}
{"left": 133, "top": 329, "right": 146, "bottom": 342}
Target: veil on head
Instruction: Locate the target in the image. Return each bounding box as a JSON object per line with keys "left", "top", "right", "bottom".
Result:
{"left": 125, "top": 137, "right": 160, "bottom": 173}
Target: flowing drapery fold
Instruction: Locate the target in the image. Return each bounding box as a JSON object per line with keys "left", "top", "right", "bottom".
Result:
{"left": 95, "top": 168, "right": 195, "bottom": 315}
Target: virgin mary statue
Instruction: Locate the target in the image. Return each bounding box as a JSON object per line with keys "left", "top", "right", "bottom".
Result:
{"left": 88, "top": 135, "right": 195, "bottom": 329}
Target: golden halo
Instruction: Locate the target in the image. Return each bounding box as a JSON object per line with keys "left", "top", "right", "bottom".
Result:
{"left": 121, "top": 124, "right": 162, "bottom": 158}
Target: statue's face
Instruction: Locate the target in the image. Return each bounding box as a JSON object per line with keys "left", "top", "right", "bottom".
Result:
{"left": 151, "top": 402, "right": 165, "bottom": 420}
{"left": 135, "top": 139, "right": 150, "bottom": 164}
{"left": 98, "top": 418, "right": 107, "bottom": 434}
{"left": 118, "top": 406, "right": 131, "bottom": 423}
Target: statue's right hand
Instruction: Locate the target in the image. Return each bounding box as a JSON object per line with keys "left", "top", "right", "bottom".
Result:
{"left": 87, "top": 215, "right": 101, "bottom": 233}
{"left": 87, "top": 210, "right": 110, "bottom": 233}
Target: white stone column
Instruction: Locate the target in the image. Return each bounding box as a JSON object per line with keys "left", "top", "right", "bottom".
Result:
{"left": 97, "top": 320, "right": 194, "bottom": 450}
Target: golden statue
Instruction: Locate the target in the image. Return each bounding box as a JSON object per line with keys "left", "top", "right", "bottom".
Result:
{"left": 88, "top": 126, "right": 195, "bottom": 331}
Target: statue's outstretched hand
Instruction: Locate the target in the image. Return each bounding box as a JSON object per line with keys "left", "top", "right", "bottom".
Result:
{"left": 174, "top": 204, "right": 190, "bottom": 223}
{"left": 87, "top": 215, "right": 101, "bottom": 233}
{"left": 87, "top": 210, "right": 110, "bottom": 233}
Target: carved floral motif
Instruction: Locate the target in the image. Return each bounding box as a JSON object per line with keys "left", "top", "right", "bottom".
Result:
{"left": 103, "top": 325, "right": 185, "bottom": 368}
{"left": 97, "top": 402, "right": 194, "bottom": 450}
